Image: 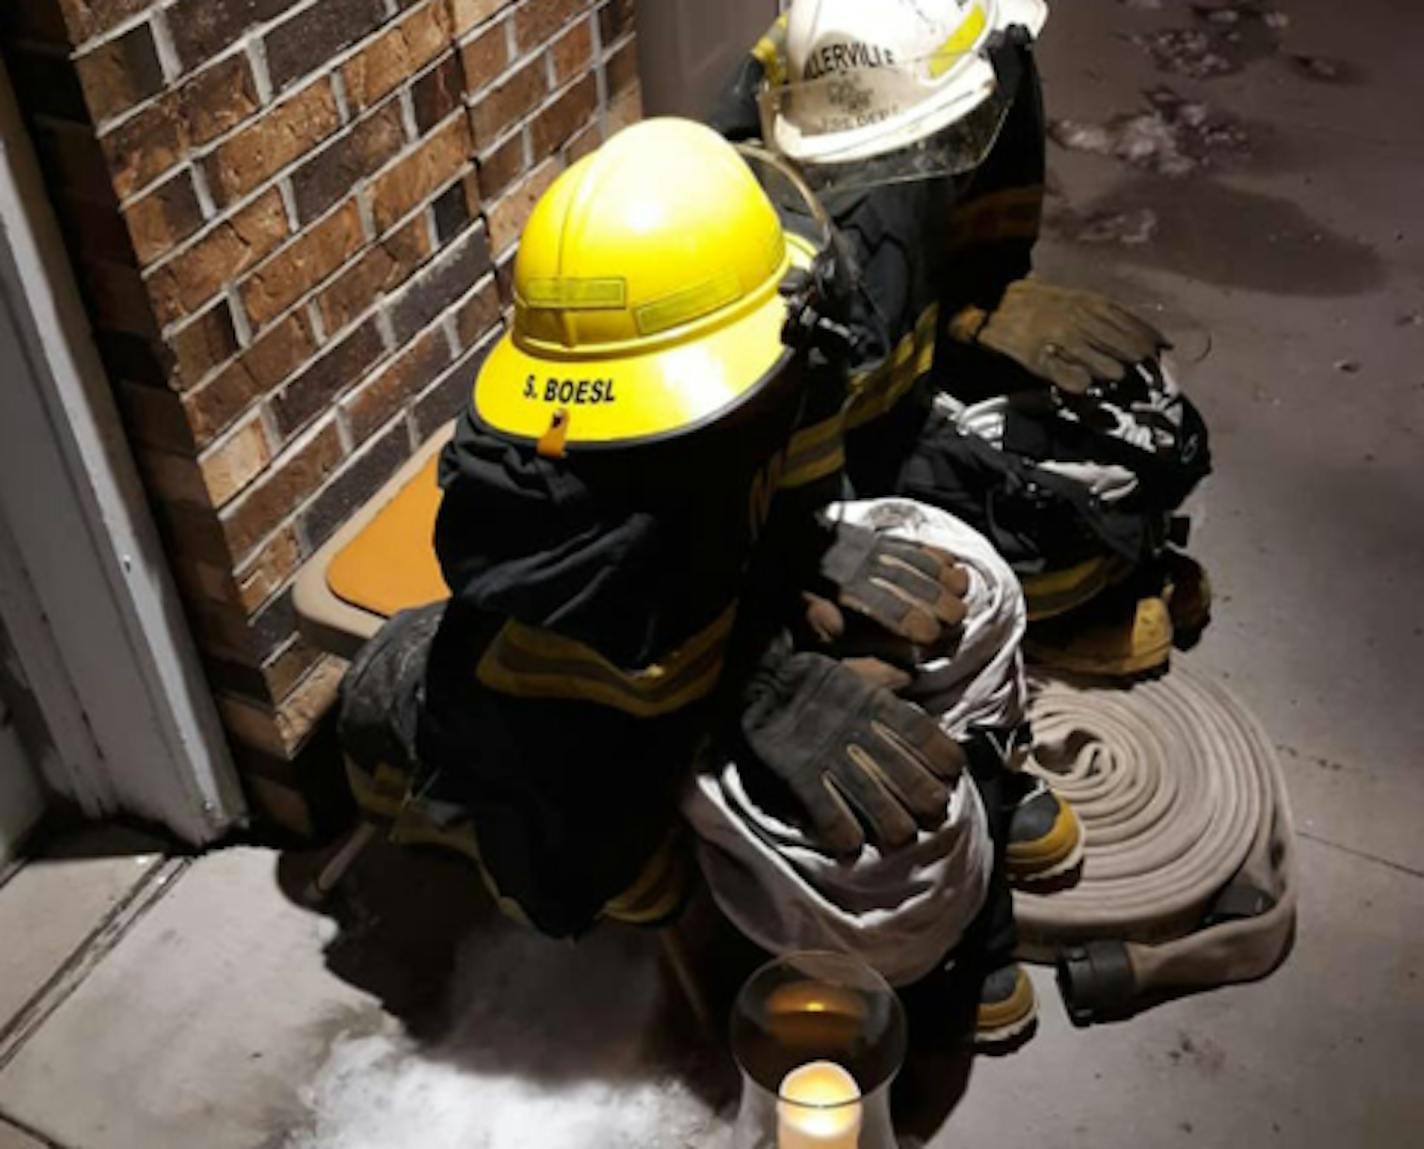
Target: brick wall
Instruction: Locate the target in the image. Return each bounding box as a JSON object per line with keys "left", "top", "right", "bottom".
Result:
{"left": 0, "top": 0, "right": 641, "bottom": 836}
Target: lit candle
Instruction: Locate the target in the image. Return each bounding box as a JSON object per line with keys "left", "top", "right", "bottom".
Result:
{"left": 777, "top": 1060, "right": 863, "bottom": 1149}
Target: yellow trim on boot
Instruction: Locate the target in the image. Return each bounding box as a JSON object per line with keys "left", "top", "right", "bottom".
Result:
{"left": 1007, "top": 796, "right": 1084, "bottom": 883}
{"left": 976, "top": 965, "right": 1038, "bottom": 1045}
{"left": 1021, "top": 555, "right": 1125, "bottom": 622}
{"left": 1025, "top": 596, "right": 1174, "bottom": 679}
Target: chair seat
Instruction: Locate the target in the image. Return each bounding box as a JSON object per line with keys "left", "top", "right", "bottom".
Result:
{"left": 293, "top": 424, "right": 452, "bottom": 659}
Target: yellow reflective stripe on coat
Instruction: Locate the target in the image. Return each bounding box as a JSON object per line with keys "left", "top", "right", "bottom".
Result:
{"left": 845, "top": 303, "right": 940, "bottom": 430}
{"left": 387, "top": 788, "right": 687, "bottom": 928}
{"left": 602, "top": 828, "right": 692, "bottom": 925}
{"left": 779, "top": 409, "right": 847, "bottom": 490}
{"left": 946, "top": 185, "right": 1044, "bottom": 252}
{"left": 345, "top": 757, "right": 410, "bottom": 822}
{"left": 476, "top": 606, "right": 737, "bottom": 718}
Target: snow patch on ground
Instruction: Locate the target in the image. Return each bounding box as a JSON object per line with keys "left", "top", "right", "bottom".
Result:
{"left": 1050, "top": 88, "right": 1248, "bottom": 179}
{"left": 283, "top": 924, "right": 733, "bottom": 1149}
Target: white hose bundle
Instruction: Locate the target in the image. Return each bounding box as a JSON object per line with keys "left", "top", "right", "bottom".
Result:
{"left": 1013, "top": 663, "right": 1298, "bottom": 1019}
{"left": 685, "top": 497, "right": 1025, "bottom": 986}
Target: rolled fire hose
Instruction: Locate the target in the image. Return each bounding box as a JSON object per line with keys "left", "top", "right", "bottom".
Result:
{"left": 1013, "top": 663, "right": 1298, "bottom": 1023}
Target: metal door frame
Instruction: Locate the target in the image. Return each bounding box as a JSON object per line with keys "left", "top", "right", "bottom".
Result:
{"left": 0, "top": 57, "right": 245, "bottom": 845}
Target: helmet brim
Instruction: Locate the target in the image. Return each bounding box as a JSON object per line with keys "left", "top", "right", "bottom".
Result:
{"left": 765, "top": 72, "right": 1013, "bottom": 196}
{"left": 764, "top": 0, "right": 1048, "bottom": 187}
{"left": 473, "top": 238, "right": 816, "bottom": 449}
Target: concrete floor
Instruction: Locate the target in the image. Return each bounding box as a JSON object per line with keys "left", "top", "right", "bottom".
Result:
{"left": 2, "top": 0, "right": 1422, "bottom": 1145}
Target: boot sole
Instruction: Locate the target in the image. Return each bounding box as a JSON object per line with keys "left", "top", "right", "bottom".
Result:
{"left": 974, "top": 965, "right": 1039, "bottom": 1047}
{"left": 974, "top": 999, "right": 1040, "bottom": 1047}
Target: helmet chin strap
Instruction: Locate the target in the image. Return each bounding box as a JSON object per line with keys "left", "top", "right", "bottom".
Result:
{"left": 986, "top": 24, "right": 1028, "bottom": 102}
{"left": 733, "top": 143, "right": 862, "bottom": 358}
{"left": 733, "top": 141, "right": 833, "bottom": 236}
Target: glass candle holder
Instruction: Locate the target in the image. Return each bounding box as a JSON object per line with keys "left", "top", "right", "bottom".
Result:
{"left": 730, "top": 951, "right": 907, "bottom": 1149}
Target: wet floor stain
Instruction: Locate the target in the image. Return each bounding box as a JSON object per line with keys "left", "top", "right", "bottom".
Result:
{"left": 1165, "top": 1029, "right": 1228, "bottom": 1075}
{"left": 1047, "top": 174, "right": 1386, "bottom": 296}
{"left": 1072, "top": 206, "right": 1161, "bottom": 245}
{"left": 1286, "top": 53, "right": 1368, "bottom": 85}
{"left": 1276, "top": 744, "right": 1352, "bottom": 773}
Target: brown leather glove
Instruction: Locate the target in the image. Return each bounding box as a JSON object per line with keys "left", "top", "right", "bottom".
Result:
{"left": 741, "top": 646, "right": 965, "bottom": 855}
{"left": 804, "top": 522, "right": 969, "bottom": 668}
{"left": 950, "top": 279, "right": 1170, "bottom": 394}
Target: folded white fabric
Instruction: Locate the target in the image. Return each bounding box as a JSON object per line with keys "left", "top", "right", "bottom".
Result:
{"left": 940, "top": 357, "right": 1192, "bottom": 505}
{"left": 683, "top": 497, "right": 1028, "bottom": 986}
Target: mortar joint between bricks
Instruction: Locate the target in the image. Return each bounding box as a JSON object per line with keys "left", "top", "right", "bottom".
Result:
{"left": 190, "top": 162, "right": 219, "bottom": 221}
{"left": 590, "top": 2, "right": 605, "bottom": 57}
{"left": 334, "top": 407, "right": 355, "bottom": 456}
{"left": 248, "top": 38, "right": 275, "bottom": 104}
{"left": 593, "top": 45, "right": 609, "bottom": 109}
{"left": 331, "top": 71, "right": 352, "bottom": 125}
{"left": 257, "top": 404, "right": 283, "bottom": 458}
{"left": 226, "top": 285, "right": 255, "bottom": 346}
{"left": 277, "top": 179, "right": 301, "bottom": 232}
{"left": 441, "top": 311, "right": 461, "bottom": 360}
{"left": 290, "top": 514, "right": 314, "bottom": 563}
{"left": 376, "top": 308, "right": 398, "bottom": 351}
{"left": 399, "top": 88, "right": 420, "bottom": 143}
{"left": 422, "top": 203, "right": 442, "bottom": 255}
{"left": 149, "top": 9, "right": 183, "bottom": 85}
{"left": 62, "top": 4, "right": 165, "bottom": 57}
{"left": 306, "top": 300, "right": 328, "bottom": 345}
{"left": 357, "top": 189, "right": 379, "bottom": 242}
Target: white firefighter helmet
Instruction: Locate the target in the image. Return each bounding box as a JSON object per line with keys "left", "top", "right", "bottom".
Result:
{"left": 765, "top": 0, "right": 1048, "bottom": 175}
